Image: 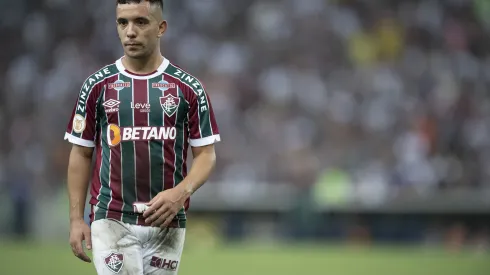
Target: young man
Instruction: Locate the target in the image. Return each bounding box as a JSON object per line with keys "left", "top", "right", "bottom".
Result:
{"left": 64, "top": 0, "right": 220, "bottom": 274}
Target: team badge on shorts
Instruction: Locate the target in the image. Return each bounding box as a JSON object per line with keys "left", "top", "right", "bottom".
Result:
{"left": 104, "top": 252, "right": 124, "bottom": 273}
{"left": 160, "top": 95, "right": 180, "bottom": 117}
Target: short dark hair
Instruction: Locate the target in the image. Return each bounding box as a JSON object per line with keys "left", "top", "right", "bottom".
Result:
{"left": 116, "top": 0, "right": 163, "bottom": 12}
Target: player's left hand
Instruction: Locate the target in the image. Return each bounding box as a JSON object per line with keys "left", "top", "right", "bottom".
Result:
{"left": 143, "top": 186, "right": 188, "bottom": 228}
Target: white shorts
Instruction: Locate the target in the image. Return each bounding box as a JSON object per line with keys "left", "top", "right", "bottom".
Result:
{"left": 91, "top": 219, "right": 186, "bottom": 275}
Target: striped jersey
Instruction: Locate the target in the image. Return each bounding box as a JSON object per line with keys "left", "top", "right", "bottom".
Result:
{"left": 64, "top": 57, "right": 220, "bottom": 227}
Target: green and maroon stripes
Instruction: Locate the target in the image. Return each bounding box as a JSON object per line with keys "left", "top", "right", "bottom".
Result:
{"left": 118, "top": 74, "right": 138, "bottom": 224}
{"left": 164, "top": 78, "right": 189, "bottom": 226}
{"left": 148, "top": 76, "right": 165, "bottom": 199}
{"left": 93, "top": 74, "right": 122, "bottom": 220}
{"left": 207, "top": 93, "right": 219, "bottom": 136}
{"left": 163, "top": 76, "right": 179, "bottom": 192}
{"left": 172, "top": 85, "right": 187, "bottom": 189}
{"left": 94, "top": 85, "right": 112, "bottom": 220}
{"left": 105, "top": 74, "right": 123, "bottom": 220}
{"left": 174, "top": 84, "right": 188, "bottom": 226}
{"left": 164, "top": 64, "right": 215, "bottom": 140}
{"left": 133, "top": 78, "right": 151, "bottom": 225}
{"left": 84, "top": 63, "right": 218, "bottom": 228}
{"left": 90, "top": 91, "right": 107, "bottom": 221}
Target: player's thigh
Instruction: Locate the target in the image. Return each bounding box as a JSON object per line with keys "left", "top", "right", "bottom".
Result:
{"left": 143, "top": 228, "right": 186, "bottom": 275}
{"left": 91, "top": 219, "right": 144, "bottom": 275}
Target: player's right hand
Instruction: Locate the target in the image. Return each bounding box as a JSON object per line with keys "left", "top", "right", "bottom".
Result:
{"left": 69, "top": 219, "right": 92, "bottom": 263}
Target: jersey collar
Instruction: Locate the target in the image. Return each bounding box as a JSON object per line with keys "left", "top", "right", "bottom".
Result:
{"left": 115, "top": 56, "right": 169, "bottom": 80}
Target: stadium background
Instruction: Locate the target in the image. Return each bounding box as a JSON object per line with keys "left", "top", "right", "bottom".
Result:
{"left": 0, "top": 0, "right": 490, "bottom": 274}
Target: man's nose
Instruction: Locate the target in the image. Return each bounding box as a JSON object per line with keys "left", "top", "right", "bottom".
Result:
{"left": 126, "top": 22, "right": 137, "bottom": 38}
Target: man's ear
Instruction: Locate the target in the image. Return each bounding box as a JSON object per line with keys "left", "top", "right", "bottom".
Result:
{"left": 158, "top": 20, "right": 167, "bottom": 38}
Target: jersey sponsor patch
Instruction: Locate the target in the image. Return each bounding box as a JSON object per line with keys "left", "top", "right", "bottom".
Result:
{"left": 104, "top": 252, "right": 124, "bottom": 273}
{"left": 152, "top": 80, "right": 175, "bottom": 91}
{"left": 131, "top": 102, "right": 151, "bottom": 113}
{"left": 150, "top": 256, "right": 179, "bottom": 271}
{"left": 160, "top": 95, "right": 180, "bottom": 117}
{"left": 102, "top": 99, "right": 121, "bottom": 113}
{"left": 108, "top": 80, "right": 131, "bottom": 91}
{"left": 72, "top": 114, "right": 86, "bottom": 133}
{"left": 107, "top": 124, "right": 177, "bottom": 146}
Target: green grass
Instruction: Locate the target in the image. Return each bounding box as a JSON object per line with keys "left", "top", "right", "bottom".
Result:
{"left": 0, "top": 242, "right": 488, "bottom": 275}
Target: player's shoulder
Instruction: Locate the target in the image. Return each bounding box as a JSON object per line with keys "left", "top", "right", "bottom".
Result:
{"left": 92, "top": 62, "right": 119, "bottom": 78}
{"left": 163, "top": 61, "right": 207, "bottom": 96}
{"left": 80, "top": 62, "right": 120, "bottom": 91}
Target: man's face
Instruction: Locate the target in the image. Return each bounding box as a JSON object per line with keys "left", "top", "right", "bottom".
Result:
{"left": 116, "top": 2, "right": 166, "bottom": 59}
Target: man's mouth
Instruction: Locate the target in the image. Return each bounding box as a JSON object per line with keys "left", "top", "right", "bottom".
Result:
{"left": 125, "top": 42, "right": 142, "bottom": 47}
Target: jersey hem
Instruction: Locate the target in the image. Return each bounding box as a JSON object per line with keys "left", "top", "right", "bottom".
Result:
{"left": 190, "top": 134, "right": 221, "bottom": 147}
{"left": 64, "top": 133, "right": 95, "bottom": 147}
{"left": 90, "top": 205, "right": 186, "bottom": 228}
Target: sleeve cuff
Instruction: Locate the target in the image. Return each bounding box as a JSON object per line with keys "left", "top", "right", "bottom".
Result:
{"left": 64, "top": 133, "right": 95, "bottom": 147}
{"left": 190, "top": 134, "right": 221, "bottom": 147}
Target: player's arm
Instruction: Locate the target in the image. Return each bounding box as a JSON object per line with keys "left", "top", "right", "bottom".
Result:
{"left": 68, "top": 145, "right": 94, "bottom": 222}
{"left": 67, "top": 144, "right": 93, "bottom": 263}
{"left": 182, "top": 82, "right": 220, "bottom": 197}
{"left": 64, "top": 74, "right": 103, "bottom": 263}
{"left": 177, "top": 144, "right": 216, "bottom": 198}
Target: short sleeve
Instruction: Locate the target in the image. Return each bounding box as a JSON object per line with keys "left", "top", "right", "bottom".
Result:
{"left": 187, "top": 84, "right": 220, "bottom": 147}
{"left": 64, "top": 80, "right": 103, "bottom": 147}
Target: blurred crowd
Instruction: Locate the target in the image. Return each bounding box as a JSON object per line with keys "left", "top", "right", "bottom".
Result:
{"left": 2, "top": 0, "right": 490, "bottom": 203}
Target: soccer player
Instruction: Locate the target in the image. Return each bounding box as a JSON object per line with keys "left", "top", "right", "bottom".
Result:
{"left": 64, "top": 0, "right": 220, "bottom": 274}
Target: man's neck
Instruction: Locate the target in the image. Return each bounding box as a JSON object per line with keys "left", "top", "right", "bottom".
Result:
{"left": 122, "top": 52, "right": 163, "bottom": 74}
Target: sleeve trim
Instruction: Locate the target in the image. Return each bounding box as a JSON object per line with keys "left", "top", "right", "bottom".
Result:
{"left": 64, "top": 133, "right": 96, "bottom": 147}
{"left": 190, "top": 134, "right": 221, "bottom": 147}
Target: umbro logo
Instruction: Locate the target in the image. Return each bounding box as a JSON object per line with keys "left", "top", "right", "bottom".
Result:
{"left": 103, "top": 99, "right": 120, "bottom": 113}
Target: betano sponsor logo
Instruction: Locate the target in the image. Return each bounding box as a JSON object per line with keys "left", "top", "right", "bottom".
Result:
{"left": 107, "top": 124, "right": 177, "bottom": 146}
{"left": 77, "top": 66, "right": 115, "bottom": 113}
